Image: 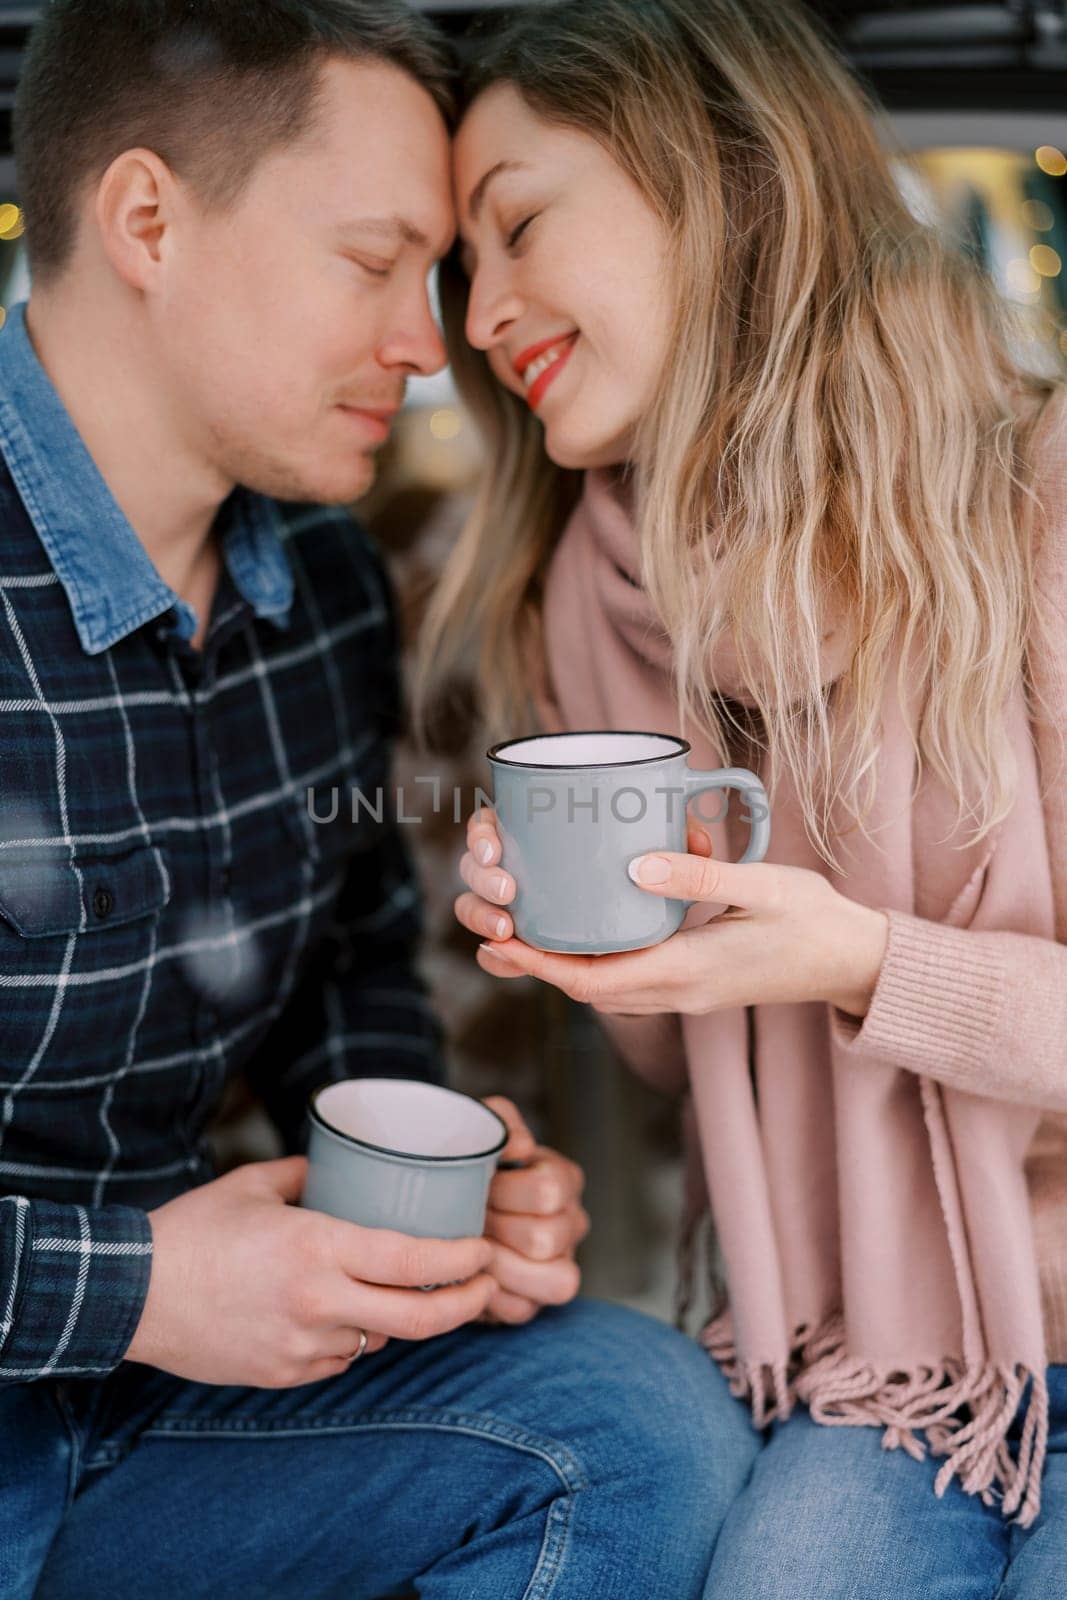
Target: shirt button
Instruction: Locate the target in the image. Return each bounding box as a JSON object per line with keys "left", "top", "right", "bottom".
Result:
{"left": 92, "top": 887, "right": 115, "bottom": 921}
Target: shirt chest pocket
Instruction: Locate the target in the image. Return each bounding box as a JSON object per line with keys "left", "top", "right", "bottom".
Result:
{"left": 0, "top": 845, "right": 171, "bottom": 1083}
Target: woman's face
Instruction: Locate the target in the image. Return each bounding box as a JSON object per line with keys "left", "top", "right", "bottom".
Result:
{"left": 453, "top": 86, "right": 673, "bottom": 470}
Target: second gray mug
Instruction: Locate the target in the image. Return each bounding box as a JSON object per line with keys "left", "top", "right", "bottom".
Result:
{"left": 301, "top": 1079, "right": 508, "bottom": 1239}
{"left": 487, "top": 730, "right": 771, "bottom": 955}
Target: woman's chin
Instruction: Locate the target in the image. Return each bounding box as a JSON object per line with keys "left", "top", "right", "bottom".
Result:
{"left": 542, "top": 424, "right": 630, "bottom": 472}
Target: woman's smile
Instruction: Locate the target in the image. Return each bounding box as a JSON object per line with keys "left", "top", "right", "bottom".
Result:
{"left": 516, "top": 332, "right": 579, "bottom": 409}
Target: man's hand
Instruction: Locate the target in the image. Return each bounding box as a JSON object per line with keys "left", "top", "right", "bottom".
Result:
{"left": 125, "top": 1158, "right": 496, "bottom": 1388}
{"left": 481, "top": 1096, "right": 589, "bottom": 1325}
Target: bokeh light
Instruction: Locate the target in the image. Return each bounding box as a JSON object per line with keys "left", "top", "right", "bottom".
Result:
{"left": 1035, "top": 146, "right": 1067, "bottom": 177}
{"left": 429, "top": 408, "right": 462, "bottom": 441}
{"left": 1030, "top": 244, "right": 1062, "bottom": 278}
{"left": 1006, "top": 257, "right": 1042, "bottom": 297}
{"left": 0, "top": 204, "right": 24, "bottom": 241}
{"left": 1022, "top": 199, "right": 1055, "bottom": 231}
{"left": 1030, "top": 308, "right": 1059, "bottom": 343}
{"left": 178, "top": 904, "right": 266, "bottom": 1008}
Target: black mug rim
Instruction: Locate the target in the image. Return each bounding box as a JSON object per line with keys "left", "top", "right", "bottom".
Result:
{"left": 307, "top": 1081, "right": 510, "bottom": 1165}
{"left": 487, "top": 729, "right": 690, "bottom": 771}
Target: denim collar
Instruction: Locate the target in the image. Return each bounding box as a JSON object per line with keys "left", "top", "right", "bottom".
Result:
{"left": 0, "top": 301, "right": 293, "bottom": 655}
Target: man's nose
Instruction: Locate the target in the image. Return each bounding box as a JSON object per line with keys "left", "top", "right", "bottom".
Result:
{"left": 379, "top": 299, "right": 448, "bottom": 377}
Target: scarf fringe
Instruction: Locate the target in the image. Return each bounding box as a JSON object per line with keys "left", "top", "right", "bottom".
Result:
{"left": 701, "top": 1310, "right": 1049, "bottom": 1527}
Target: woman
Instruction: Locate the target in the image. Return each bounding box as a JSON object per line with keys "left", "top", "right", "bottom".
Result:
{"left": 415, "top": 0, "right": 1067, "bottom": 1591}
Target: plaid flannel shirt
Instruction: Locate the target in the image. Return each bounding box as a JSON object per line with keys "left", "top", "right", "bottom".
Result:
{"left": 0, "top": 302, "right": 444, "bottom": 1385}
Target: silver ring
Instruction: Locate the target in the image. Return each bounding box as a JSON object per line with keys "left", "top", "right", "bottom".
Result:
{"left": 347, "top": 1328, "right": 369, "bottom": 1364}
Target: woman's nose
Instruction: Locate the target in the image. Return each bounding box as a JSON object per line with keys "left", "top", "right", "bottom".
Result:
{"left": 465, "top": 271, "right": 525, "bottom": 353}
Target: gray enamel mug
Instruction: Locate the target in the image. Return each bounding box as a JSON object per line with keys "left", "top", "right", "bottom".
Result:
{"left": 487, "top": 731, "right": 771, "bottom": 955}
{"left": 301, "top": 1079, "right": 508, "bottom": 1238}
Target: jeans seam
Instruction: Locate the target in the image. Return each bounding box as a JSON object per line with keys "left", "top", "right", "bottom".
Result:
{"left": 991, "top": 1522, "right": 1026, "bottom": 1600}
{"left": 138, "top": 1405, "right": 590, "bottom": 1492}
{"left": 138, "top": 1407, "right": 586, "bottom": 1600}
{"left": 520, "top": 1494, "right": 574, "bottom": 1600}
{"left": 47, "top": 1385, "right": 83, "bottom": 1515}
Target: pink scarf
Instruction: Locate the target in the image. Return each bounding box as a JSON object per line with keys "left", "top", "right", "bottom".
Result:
{"left": 535, "top": 465, "right": 1053, "bottom": 1524}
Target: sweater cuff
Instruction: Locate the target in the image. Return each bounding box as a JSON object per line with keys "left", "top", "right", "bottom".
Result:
{"left": 829, "top": 908, "right": 1006, "bottom": 1082}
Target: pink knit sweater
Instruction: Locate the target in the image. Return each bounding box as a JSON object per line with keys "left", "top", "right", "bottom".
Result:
{"left": 592, "top": 395, "right": 1067, "bottom": 1364}
{"left": 830, "top": 395, "right": 1067, "bottom": 1361}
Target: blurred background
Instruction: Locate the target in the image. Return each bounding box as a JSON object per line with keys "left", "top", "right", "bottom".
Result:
{"left": 2, "top": 0, "right": 1066, "bottom": 1322}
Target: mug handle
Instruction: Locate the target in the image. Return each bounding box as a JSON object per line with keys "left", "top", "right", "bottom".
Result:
{"left": 681, "top": 766, "right": 771, "bottom": 872}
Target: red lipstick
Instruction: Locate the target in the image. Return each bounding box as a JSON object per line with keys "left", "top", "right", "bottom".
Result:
{"left": 513, "top": 332, "right": 578, "bottom": 378}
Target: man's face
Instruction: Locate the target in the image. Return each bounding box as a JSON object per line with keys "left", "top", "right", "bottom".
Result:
{"left": 157, "top": 57, "right": 453, "bottom": 504}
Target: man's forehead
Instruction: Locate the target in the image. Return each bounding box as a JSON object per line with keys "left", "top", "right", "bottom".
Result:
{"left": 263, "top": 57, "right": 454, "bottom": 256}
{"left": 315, "top": 59, "right": 451, "bottom": 206}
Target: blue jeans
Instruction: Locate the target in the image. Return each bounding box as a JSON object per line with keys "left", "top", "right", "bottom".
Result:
{"left": 705, "top": 1364, "right": 1067, "bottom": 1599}
{"left": 1, "top": 1298, "right": 758, "bottom": 1600}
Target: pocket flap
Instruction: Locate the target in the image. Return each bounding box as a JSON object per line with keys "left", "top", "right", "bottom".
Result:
{"left": 0, "top": 846, "right": 169, "bottom": 938}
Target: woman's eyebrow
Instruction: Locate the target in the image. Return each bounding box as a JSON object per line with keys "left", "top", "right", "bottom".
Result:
{"left": 467, "top": 159, "right": 529, "bottom": 222}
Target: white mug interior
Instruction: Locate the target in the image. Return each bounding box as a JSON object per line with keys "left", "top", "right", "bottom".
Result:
{"left": 491, "top": 731, "right": 683, "bottom": 768}
{"left": 314, "top": 1078, "right": 505, "bottom": 1161}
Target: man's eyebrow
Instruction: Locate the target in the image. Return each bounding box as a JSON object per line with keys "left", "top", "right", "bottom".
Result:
{"left": 339, "top": 216, "right": 452, "bottom": 255}
{"left": 467, "top": 159, "right": 527, "bottom": 222}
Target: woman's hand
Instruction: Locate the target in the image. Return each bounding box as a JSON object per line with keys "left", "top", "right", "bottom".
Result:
{"left": 455, "top": 806, "right": 519, "bottom": 944}
{"left": 480, "top": 1096, "right": 589, "bottom": 1326}
{"left": 457, "top": 808, "right": 888, "bottom": 1021}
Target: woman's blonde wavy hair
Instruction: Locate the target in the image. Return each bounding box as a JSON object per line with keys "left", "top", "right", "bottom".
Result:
{"left": 413, "top": 0, "right": 1061, "bottom": 868}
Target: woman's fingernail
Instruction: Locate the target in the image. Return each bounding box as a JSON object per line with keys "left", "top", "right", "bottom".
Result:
{"left": 475, "top": 840, "right": 493, "bottom": 865}
{"left": 493, "top": 916, "right": 509, "bottom": 938}
{"left": 628, "top": 855, "right": 670, "bottom": 885}
{"left": 480, "top": 942, "right": 516, "bottom": 964}
{"left": 494, "top": 875, "right": 510, "bottom": 901}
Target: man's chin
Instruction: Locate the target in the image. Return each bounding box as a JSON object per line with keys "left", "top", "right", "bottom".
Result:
{"left": 314, "top": 457, "right": 377, "bottom": 506}
{"left": 240, "top": 453, "right": 377, "bottom": 508}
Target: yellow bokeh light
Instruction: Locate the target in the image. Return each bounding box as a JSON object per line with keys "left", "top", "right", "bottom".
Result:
{"left": 429, "top": 408, "right": 462, "bottom": 441}
{"left": 1006, "top": 258, "right": 1042, "bottom": 296}
{"left": 1030, "top": 243, "right": 1062, "bottom": 277}
{"left": 0, "top": 204, "right": 24, "bottom": 241}
{"left": 1035, "top": 146, "right": 1067, "bottom": 177}
{"left": 0, "top": 306, "right": 7, "bottom": 332}
{"left": 1022, "top": 199, "right": 1055, "bottom": 231}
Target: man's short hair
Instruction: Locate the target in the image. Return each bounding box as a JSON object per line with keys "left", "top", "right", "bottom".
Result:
{"left": 14, "top": 0, "right": 454, "bottom": 283}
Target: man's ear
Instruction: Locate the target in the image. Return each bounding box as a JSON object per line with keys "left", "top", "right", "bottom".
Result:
{"left": 94, "top": 147, "right": 180, "bottom": 292}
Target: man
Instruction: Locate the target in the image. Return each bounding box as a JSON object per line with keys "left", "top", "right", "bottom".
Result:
{"left": 0, "top": 4, "right": 757, "bottom": 1596}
